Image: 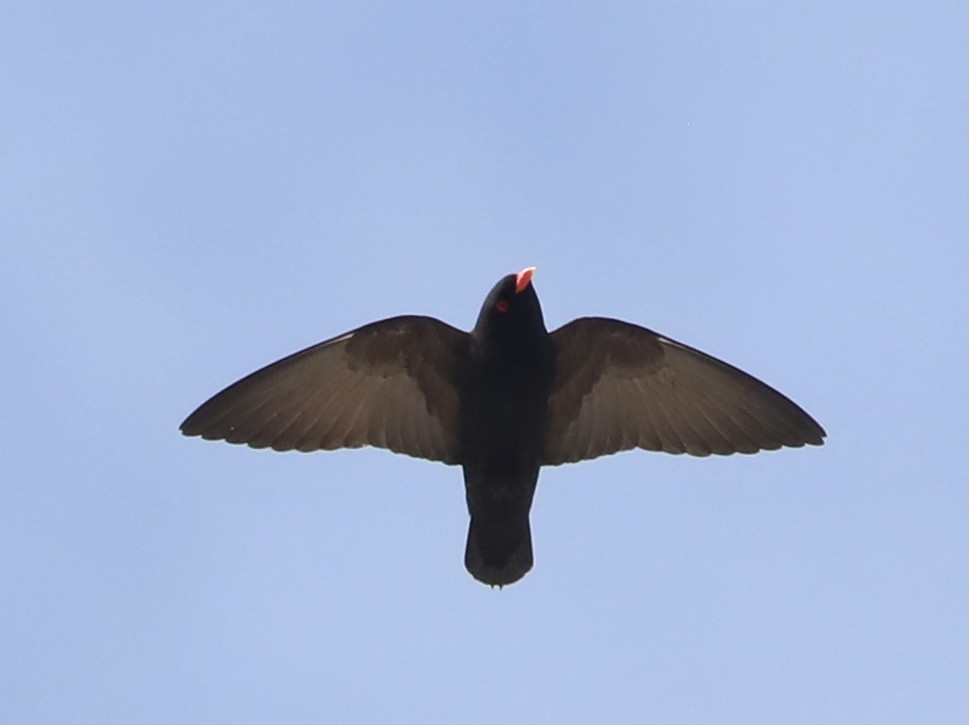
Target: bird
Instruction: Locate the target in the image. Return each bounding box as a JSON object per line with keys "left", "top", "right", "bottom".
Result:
{"left": 180, "top": 266, "right": 825, "bottom": 587}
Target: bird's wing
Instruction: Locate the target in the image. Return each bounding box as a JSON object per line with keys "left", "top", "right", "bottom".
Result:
{"left": 543, "top": 317, "right": 825, "bottom": 463}
{"left": 180, "top": 315, "right": 468, "bottom": 463}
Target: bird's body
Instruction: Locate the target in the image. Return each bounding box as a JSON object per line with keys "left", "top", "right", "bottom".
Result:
{"left": 181, "top": 267, "right": 825, "bottom": 586}
{"left": 460, "top": 278, "right": 554, "bottom": 583}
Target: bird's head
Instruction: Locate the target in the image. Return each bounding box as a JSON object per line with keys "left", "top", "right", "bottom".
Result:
{"left": 472, "top": 266, "right": 547, "bottom": 344}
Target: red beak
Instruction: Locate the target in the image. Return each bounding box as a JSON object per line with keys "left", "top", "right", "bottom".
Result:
{"left": 515, "top": 266, "right": 536, "bottom": 294}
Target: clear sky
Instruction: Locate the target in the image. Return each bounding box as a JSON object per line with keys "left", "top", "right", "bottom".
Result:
{"left": 2, "top": 3, "right": 966, "bottom": 723}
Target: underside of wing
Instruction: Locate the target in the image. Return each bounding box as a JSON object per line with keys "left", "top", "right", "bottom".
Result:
{"left": 544, "top": 317, "right": 826, "bottom": 464}
{"left": 180, "top": 316, "right": 469, "bottom": 464}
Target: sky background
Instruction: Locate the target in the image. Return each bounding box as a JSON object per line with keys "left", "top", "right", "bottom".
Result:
{"left": 1, "top": 3, "right": 966, "bottom": 723}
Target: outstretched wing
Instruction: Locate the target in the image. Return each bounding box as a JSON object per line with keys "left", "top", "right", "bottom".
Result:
{"left": 544, "top": 317, "right": 825, "bottom": 463}
{"left": 180, "top": 315, "right": 469, "bottom": 464}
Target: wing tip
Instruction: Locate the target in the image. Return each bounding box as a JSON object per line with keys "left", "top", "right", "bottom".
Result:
{"left": 178, "top": 419, "right": 202, "bottom": 438}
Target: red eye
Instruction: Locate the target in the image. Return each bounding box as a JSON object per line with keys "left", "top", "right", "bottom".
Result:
{"left": 495, "top": 299, "right": 509, "bottom": 313}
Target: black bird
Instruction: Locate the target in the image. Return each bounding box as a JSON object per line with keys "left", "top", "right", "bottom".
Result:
{"left": 180, "top": 267, "right": 825, "bottom": 586}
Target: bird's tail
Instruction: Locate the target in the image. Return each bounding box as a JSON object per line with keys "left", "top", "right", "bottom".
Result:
{"left": 464, "top": 512, "right": 533, "bottom": 587}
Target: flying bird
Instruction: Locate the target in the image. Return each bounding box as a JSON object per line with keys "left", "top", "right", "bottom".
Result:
{"left": 180, "top": 267, "right": 825, "bottom": 586}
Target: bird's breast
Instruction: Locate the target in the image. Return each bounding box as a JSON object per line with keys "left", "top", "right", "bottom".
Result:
{"left": 457, "top": 345, "right": 554, "bottom": 467}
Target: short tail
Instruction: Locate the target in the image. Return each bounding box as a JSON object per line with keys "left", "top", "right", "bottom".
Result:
{"left": 464, "top": 515, "right": 533, "bottom": 587}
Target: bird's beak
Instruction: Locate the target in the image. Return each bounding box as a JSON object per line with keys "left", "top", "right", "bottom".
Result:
{"left": 515, "top": 266, "right": 536, "bottom": 294}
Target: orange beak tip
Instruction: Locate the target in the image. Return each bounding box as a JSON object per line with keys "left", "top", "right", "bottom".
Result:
{"left": 515, "top": 266, "right": 536, "bottom": 294}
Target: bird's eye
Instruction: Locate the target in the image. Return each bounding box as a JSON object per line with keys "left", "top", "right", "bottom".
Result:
{"left": 495, "top": 299, "right": 509, "bottom": 313}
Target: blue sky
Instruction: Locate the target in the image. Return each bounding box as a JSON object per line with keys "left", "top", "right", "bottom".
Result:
{"left": 1, "top": 3, "right": 966, "bottom": 723}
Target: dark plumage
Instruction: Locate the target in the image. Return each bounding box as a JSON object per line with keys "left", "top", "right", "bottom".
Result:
{"left": 181, "top": 267, "right": 825, "bottom": 586}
